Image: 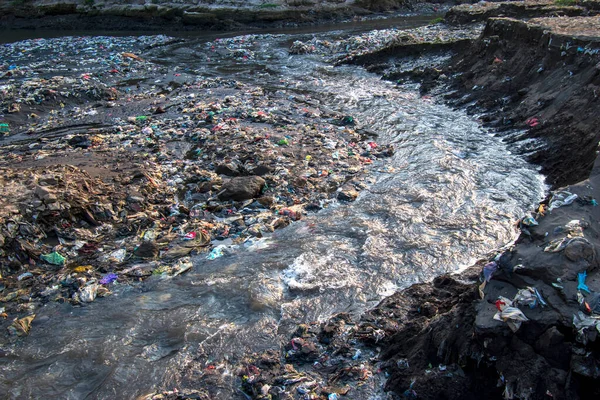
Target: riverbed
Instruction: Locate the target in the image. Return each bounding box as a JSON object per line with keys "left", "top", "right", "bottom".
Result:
{"left": 0, "top": 19, "right": 546, "bottom": 399}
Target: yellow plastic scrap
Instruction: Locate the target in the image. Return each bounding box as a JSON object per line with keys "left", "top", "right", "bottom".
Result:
{"left": 73, "top": 265, "right": 92, "bottom": 273}
{"left": 538, "top": 204, "right": 546, "bottom": 216}
{"left": 8, "top": 314, "right": 35, "bottom": 336}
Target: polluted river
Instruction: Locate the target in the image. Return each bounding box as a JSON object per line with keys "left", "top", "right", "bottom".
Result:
{"left": 0, "top": 18, "right": 546, "bottom": 399}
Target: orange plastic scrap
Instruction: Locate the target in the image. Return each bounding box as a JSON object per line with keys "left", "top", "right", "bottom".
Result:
{"left": 122, "top": 52, "right": 144, "bottom": 62}
{"left": 538, "top": 204, "right": 547, "bottom": 216}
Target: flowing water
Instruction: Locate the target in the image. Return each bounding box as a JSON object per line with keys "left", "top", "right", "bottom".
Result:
{"left": 1, "top": 20, "right": 546, "bottom": 399}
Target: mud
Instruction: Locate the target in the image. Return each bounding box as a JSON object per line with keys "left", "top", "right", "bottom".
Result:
{"left": 0, "top": 0, "right": 446, "bottom": 32}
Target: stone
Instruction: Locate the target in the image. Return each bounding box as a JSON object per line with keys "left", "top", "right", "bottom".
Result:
{"left": 135, "top": 241, "right": 159, "bottom": 259}
{"left": 215, "top": 162, "right": 240, "bottom": 176}
{"left": 197, "top": 181, "right": 213, "bottom": 193}
{"left": 257, "top": 196, "right": 275, "bottom": 207}
{"left": 337, "top": 184, "right": 359, "bottom": 202}
{"left": 249, "top": 164, "right": 273, "bottom": 176}
{"left": 34, "top": 185, "right": 58, "bottom": 203}
{"left": 218, "top": 176, "right": 266, "bottom": 201}
{"left": 294, "top": 176, "right": 308, "bottom": 187}
{"left": 564, "top": 238, "right": 595, "bottom": 262}
{"left": 127, "top": 195, "right": 145, "bottom": 204}
{"left": 47, "top": 203, "right": 61, "bottom": 211}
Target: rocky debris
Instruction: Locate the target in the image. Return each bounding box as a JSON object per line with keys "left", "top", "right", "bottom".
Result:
{"left": 217, "top": 176, "right": 266, "bottom": 201}
{"left": 237, "top": 313, "right": 383, "bottom": 399}
{"left": 289, "top": 40, "right": 316, "bottom": 55}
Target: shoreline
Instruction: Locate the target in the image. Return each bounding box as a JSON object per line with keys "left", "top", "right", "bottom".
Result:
{"left": 0, "top": 1, "right": 446, "bottom": 32}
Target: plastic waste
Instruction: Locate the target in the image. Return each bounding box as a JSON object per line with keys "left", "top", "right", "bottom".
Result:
{"left": 494, "top": 306, "right": 529, "bottom": 332}
{"left": 99, "top": 273, "right": 118, "bottom": 285}
{"left": 521, "top": 216, "right": 538, "bottom": 226}
{"left": 590, "top": 295, "right": 600, "bottom": 315}
{"left": 483, "top": 261, "right": 497, "bottom": 282}
{"left": 565, "top": 219, "right": 587, "bottom": 237}
{"left": 183, "top": 232, "right": 197, "bottom": 240}
{"left": 514, "top": 287, "right": 546, "bottom": 309}
{"left": 41, "top": 251, "right": 66, "bottom": 265}
{"left": 544, "top": 237, "right": 569, "bottom": 253}
{"left": 0, "top": 123, "right": 9, "bottom": 133}
{"left": 73, "top": 265, "right": 92, "bottom": 273}
{"left": 206, "top": 246, "right": 225, "bottom": 260}
{"left": 577, "top": 271, "right": 591, "bottom": 294}
{"left": 17, "top": 272, "right": 33, "bottom": 281}
{"left": 7, "top": 315, "right": 35, "bottom": 336}
{"left": 494, "top": 296, "right": 529, "bottom": 332}
{"left": 109, "top": 249, "right": 127, "bottom": 263}
{"left": 572, "top": 311, "right": 600, "bottom": 334}
{"left": 548, "top": 191, "right": 578, "bottom": 211}
{"left": 78, "top": 284, "right": 99, "bottom": 303}
{"left": 525, "top": 117, "right": 539, "bottom": 127}
{"left": 403, "top": 379, "right": 417, "bottom": 399}
{"left": 171, "top": 258, "right": 193, "bottom": 277}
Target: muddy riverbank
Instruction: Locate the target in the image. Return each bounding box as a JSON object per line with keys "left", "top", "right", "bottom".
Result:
{"left": 0, "top": 0, "right": 447, "bottom": 31}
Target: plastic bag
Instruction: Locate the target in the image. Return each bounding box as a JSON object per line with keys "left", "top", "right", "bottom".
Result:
{"left": 548, "top": 191, "right": 578, "bottom": 211}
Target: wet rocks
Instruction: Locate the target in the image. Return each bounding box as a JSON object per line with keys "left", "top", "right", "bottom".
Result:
{"left": 135, "top": 241, "right": 160, "bottom": 259}
{"left": 215, "top": 162, "right": 241, "bottom": 176}
{"left": 337, "top": 184, "right": 359, "bottom": 202}
{"left": 564, "top": 237, "right": 595, "bottom": 263}
{"left": 217, "top": 176, "right": 266, "bottom": 201}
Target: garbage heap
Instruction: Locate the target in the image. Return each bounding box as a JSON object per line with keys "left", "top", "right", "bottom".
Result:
{"left": 0, "top": 36, "right": 393, "bottom": 321}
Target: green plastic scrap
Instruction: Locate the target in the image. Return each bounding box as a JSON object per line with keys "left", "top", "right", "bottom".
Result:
{"left": 0, "top": 123, "right": 9, "bottom": 133}
{"left": 41, "top": 252, "right": 66, "bottom": 265}
{"left": 135, "top": 115, "right": 148, "bottom": 122}
{"left": 277, "top": 139, "right": 289, "bottom": 146}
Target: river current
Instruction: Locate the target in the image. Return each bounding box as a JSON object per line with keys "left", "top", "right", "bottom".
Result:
{"left": 1, "top": 19, "right": 545, "bottom": 399}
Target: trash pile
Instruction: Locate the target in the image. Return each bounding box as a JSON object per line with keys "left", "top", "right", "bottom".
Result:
{"left": 470, "top": 186, "right": 600, "bottom": 394}
{"left": 0, "top": 34, "right": 394, "bottom": 329}
{"left": 286, "top": 24, "right": 483, "bottom": 63}
{"left": 237, "top": 314, "right": 383, "bottom": 399}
